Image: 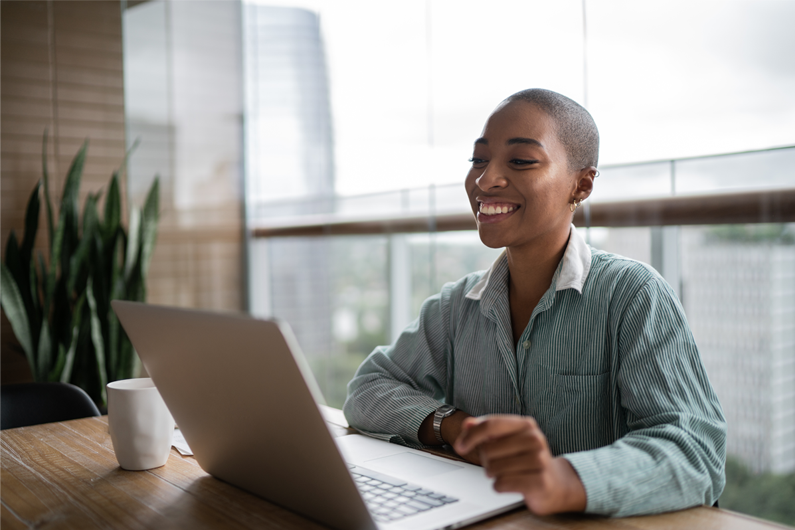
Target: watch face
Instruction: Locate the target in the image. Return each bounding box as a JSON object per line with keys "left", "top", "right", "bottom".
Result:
{"left": 438, "top": 404, "right": 456, "bottom": 416}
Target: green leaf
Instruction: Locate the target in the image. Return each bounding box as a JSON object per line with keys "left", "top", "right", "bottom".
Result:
{"left": 107, "top": 236, "right": 125, "bottom": 379}
{"left": 86, "top": 279, "right": 108, "bottom": 405}
{"left": 139, "top": 177, "right": 160, "bottom": 278}
{"left": 6, "top": 228, "right": 38, "bottom": 354}
{"left": 68, "top": 194, "right": 99, "bottom": 294}
{"left": 61, "top": 139, "right": 88, "bottom": 210}
{"left": 45, "top": 209, "right": 66, "bottom": 313}
{"left": 1, "top": 263, "right": 35, "bottom": 374}
{"left": 116, "top": 335, "right": 140, "bottom": 381}
{"left": 42, "top": 129, "right": 55, "bottom": 248}
{"left": 124, "top": 207, "right": 141, "bottom": 281}
{"left": 4, "top": 231, "right": 25, "bottom": 300}
{"left": 20, "top": 181, "right": 41, "bottom": 268}
{"left": 48, "top": 343, "right": 66, "bottom": 382}
{"left": 29, "top": 255, "right": 41, "bottom": 331}
{"left": 60, "top": 293, "right": 85, "bottom": 383}
{"left": 36, "top": 324, "right": 52, "bottom": 381}
{"left": 104, "top": 172, "right": 121, "bottom": 244}
{"left": 59, "top": 141, "right": 88, "bottom": 280}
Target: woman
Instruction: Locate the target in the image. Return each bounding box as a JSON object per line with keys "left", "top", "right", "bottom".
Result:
{"left": 343, "top": 89, "right": 726, "bottom": 517}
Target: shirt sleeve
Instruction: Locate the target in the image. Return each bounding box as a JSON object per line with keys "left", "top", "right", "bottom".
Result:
{"left": 563, "top": 277, "right": 727, "bottom": 516}
{"left": 342, "top": 289, "right": 453, "bottom": 447}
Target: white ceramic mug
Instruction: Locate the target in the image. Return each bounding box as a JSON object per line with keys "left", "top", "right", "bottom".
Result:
{"left": 107, "top": 378, "right": 174, "bottom": 471}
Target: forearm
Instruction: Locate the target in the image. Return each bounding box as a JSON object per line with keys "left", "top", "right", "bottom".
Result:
{"left": 564, "top": 420, "right": 726, "bottom": 516}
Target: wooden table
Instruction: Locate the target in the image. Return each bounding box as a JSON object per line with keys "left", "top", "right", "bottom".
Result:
{"left": 1, "top": 415, "right": 788, "bottom": 530}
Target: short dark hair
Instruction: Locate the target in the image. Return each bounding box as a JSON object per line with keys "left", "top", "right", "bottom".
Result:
{"left": 505, "top": 88, "right": 599, "bottom": 170}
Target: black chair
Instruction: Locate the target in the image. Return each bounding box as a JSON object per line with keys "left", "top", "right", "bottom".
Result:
{"left": 1, "top": 382, "right": 101, "bottom": 430}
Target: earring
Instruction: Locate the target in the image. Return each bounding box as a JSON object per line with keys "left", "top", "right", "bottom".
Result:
{"left": 569, "top": 199, "right": 582, "bottom": 212}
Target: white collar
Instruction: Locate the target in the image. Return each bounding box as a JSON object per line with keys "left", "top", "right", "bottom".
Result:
{"left": 465, "top": 225, "right": 592, "bottom": 301}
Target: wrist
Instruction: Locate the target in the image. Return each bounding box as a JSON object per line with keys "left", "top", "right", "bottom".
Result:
{"left": 440, "top": 411, "right": 470, "bottom": 446}
{"left": 419, "top": 409, "right": 471, "bottom": 446}
{"left": 552, "top": 457, "right": 587, "bottom": 513}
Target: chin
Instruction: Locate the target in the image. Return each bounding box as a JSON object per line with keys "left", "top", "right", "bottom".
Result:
{"left": 477, "top": 229, "right": 509, "bottom": 250}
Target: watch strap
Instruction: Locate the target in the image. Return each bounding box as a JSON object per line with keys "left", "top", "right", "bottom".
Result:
{"left": 432, "top": 405, "right": 456, "bottom": 444}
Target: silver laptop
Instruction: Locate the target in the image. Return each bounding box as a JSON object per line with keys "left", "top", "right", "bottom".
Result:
{"left": 112, "top": 301, "right": 523, "bottom": 530}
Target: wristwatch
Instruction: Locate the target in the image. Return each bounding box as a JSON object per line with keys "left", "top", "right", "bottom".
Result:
{"left": 433, "top": 404, "right": 457, "bottom": 444}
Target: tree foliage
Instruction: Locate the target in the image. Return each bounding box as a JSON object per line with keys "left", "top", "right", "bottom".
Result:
{"left": 721, "top": 456, "right": 795, "bottom": 526}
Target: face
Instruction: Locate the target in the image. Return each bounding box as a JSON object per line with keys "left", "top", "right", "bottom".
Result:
{"left": 464, "top": 100, "right": 590, "bottom": 251}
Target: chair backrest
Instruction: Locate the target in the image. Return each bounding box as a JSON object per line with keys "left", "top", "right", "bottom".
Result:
{"left": 1, "top": 382, "right": 101, "bottom": 430}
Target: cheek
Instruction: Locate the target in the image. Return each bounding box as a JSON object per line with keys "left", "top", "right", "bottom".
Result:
{"left": 464, "top": 171, "right": 479, "bottom": 197}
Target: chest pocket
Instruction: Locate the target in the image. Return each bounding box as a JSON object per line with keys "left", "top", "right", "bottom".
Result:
{"left": 544, "top": 372, "right": 613, "bottom": 455}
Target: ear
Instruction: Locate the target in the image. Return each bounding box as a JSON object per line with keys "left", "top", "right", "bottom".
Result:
{"left": 572, "top": 166, "right": 597, "bottom": 201}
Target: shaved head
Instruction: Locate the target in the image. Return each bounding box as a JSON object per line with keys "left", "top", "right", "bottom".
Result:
{"left": 504, "top": 89, "right": 599, "bottom": 171}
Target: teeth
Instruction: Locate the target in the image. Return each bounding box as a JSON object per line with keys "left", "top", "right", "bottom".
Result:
{"left": 480, "top": 204, "right": 516, "bottom": 215}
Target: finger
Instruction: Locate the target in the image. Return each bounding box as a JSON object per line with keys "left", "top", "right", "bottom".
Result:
{"left": 482, "top": 451, "right": 545, "bottom": 478}
{"left": 477, "top": 429, "right": 549, "bottom": 465}
{"left": 455, "top": 415, "right": 539, "bottom": 454}
{"left": 492, "top": 471, "right": 549, "bottom": 496}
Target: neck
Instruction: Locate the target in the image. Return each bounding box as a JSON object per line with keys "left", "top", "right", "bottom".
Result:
{"left": 506, "top": 224, "right": 571, "bottom": 301}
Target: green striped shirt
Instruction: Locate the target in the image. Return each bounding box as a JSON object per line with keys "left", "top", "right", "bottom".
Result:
{"left": 343, "top": 226, "right": 726, "bottom": 516}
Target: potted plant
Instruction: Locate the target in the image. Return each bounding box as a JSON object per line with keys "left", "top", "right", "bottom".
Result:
{"left": 1, "top": 132, "right": 159, "bottom": 408}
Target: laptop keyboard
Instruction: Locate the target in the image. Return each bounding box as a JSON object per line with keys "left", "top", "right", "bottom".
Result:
{"left": 350, "top": 466, "right": 459, "bottom": 523}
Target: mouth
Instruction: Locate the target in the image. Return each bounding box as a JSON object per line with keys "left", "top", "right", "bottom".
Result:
{"left": 476, "top": 201, "right": 519, "bottom": 224}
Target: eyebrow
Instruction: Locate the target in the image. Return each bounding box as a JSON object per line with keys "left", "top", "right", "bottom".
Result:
{"left": 474, "top": 137, "right": 544, "bottom": 148}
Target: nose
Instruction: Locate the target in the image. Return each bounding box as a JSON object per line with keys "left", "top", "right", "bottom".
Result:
{"left": 475, "top": 165, "right": 508, "bottom": 191}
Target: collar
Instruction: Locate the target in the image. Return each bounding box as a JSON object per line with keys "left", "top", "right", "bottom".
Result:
{"left": 465, "top": 224, "right": 592, "bottom": 301}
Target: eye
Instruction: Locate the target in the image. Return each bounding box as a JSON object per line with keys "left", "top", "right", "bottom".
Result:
{"left": 510, "top": 158, "right": 539, "bottom": 166}
{"left": 469, "top": 157, "right": 488, "bottom": 168}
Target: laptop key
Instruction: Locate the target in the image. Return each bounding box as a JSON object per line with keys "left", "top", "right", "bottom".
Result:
{"left": 441, "top": 496, "right": 459, "bottom": 504}
{"left": 414, "top": 495, "right": 444, "bottom": 507}
{"left": 395, "top": 504, "right": 419, "bottom": 515}
{"left": 406, "top": 500, "right": 433, "bottom": 512}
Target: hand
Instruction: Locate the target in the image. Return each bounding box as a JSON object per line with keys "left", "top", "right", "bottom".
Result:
{"left": 454, "top": 415, "right": 587, "bottom": 515}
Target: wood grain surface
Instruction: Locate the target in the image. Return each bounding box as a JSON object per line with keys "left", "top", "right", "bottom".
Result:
{"left": 1, "top": 417, "right": 789, "bottom": 530}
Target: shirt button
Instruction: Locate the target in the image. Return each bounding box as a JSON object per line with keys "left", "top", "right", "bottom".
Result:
{"left": 522, "top": 340, "right": 531, "bottom": 350}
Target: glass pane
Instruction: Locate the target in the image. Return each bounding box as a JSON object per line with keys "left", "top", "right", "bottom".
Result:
{"left": 680, "top": 224, "right": 795, "bottom": 475}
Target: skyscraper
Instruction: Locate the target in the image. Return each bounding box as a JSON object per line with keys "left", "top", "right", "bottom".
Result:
{"left": 244, "top": 5, "right": 335, "bottom": 363}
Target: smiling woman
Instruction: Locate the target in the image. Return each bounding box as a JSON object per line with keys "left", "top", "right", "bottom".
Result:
{"left": 343, "top": 88, "right": 727, "bottom": 517}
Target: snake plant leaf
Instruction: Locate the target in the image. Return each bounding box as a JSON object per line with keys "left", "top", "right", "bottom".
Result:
{"left": 0, "top": 263, "right": 34, "bottom": 371}
{"left": 49, "top": 343, "right": 66, "bottom": 382}
{"left": 4, "top": 231, "right": 24, "bottom": 300}
{"left": 4, "top": 233, "right": 37, "bottom": 348}
{"left": 107, "top": 235, "right": 124, "bottom": 379}
{"left": 124, "top": 207, "right": 141, "bottom": 281}
{"left": 116, "top": 329, "right": 138, "bottom": 381}
{"left": 36, "top": 323, "right": 52, "bottom": 382}
{"left": 68, "top": 194, "right": 99, "bottom": 294}
{"left": 139, "top": 177, "right": 160, "bottom": 278}
{"left": 20, "top": 181, "right": 41, "bottom": 269}
{"left": 28, "top": 254, "right": 41, "bottom": 331}
{"left": 59, "top": 140, "right": 88, "bottom": 282}
{"left": 61, "top": 140, "right": 87, "bottom": 210}
{"left": 60, "top": 293, "right": 85, "bottom": 384}
{"left": 20, "top": 183, "right": 41, "bottom": 334}
{"left": 42, "top": 130, "right": 55, "bottom": 248}
{"left": 44, "top": 207, "right": 67, "bottom": 313}
{"left": 86, "top": 279, "right": 108, "bottom": 405}
{"left": 88, "top": 232, "right": 110, "bottom": 373}
{"left": 104, "top": 172, "right": 121, "bottom": 244}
